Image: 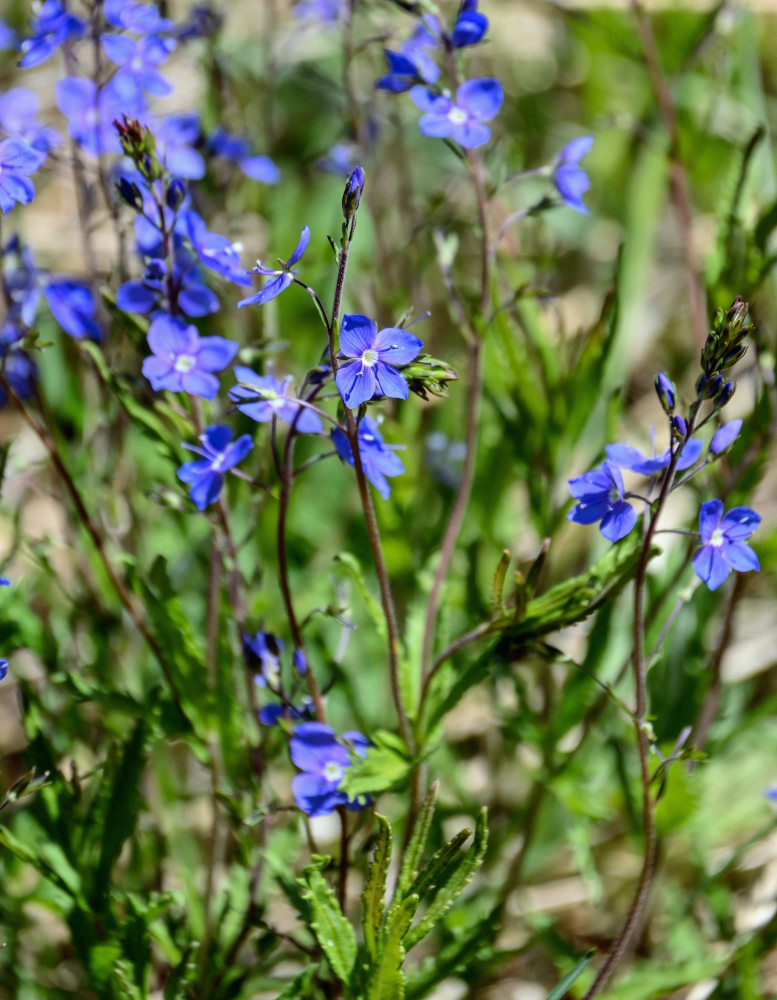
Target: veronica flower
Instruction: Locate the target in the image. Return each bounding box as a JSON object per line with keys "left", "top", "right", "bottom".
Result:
{"left": 185, "top": 212, "right": 251, "bottom": 286}
{"left": 238, "top": 227, "right": 310, "bottom": 308}
{"left": 450, "top": 2, "right": 488, "bottom": 47}
{"left": 207, "top": 129, "right": 280, "bottom": 183}
{"left": 155, "top": 114, "right": 205, "bottom": 179}
{"left": 56, "top": 75, "right": 142, "bottom": 157}
{"left": 244, "top": 631, "right": 283, "bottom": 688}
{"left": 230, "top": 368, "right": 322, "bottom": 433}
{"left": 552, "top": 136, "right": 594, "bottom": 213}
{"left": 410, "top": 78, "right": 503, "bottom": 149}
{"left": 710, "top": 419, "right": 742, "bottom": 455}
{"left": 0, "top": 660, "right": 7, "bottom": 682}
{"left": 105, "top": 0, "right": 172, "bottom": 33}
{"left": 259, "top": 699, "right": 313, "bottom": 727}
{"left": 692, "top": 500, "right": 760, "bottom": 591}
{"left": 44, "top": 279, "right": 102, "bottom": 340}
{"left": 117, "top": 251, "right": 219, "bottom": 318}
{"left": 289, "top": 722, "right": 369, "bottom": 817}
{"left": 0, "top": 88, "right": 60, "bottom": 155}
{"left": 0, "top": 348, "right": 37, "bottom": 409}
{"left": 567, "top": 460, "right": 637, "bottom": 542}
{"left": 605, "top": 437, "right": 703, "bottom": 476}
{"left": 332, "top": 416, "right": 404, "bottom": 499}
{"left": 0, "top": 138, "right": 46, "bottom": 214}
{"left": 102, "top": 32, "right": 176, "bottom": 99}
{"left": 142, "top": 315, "right": 237, "bottom": 398}
{"left": 178, "top": 424, "right": 253, "bottom": 510}
{"left": 335, "top": 314, "right": 423, "bottom": 409}
{"left": 18, "top": 1, "right": 85, "bottom": 69}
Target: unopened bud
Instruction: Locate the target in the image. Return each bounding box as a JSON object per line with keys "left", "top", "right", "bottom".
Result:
{"left": 718, "top": 381, "right": 735, "bottom": 406}
{"left": 704, "top": 373, "right": 723, "bottom": 399}
{"left": 671, "top": 414, "right": 687, "bottom": 440}
{"left": 654, "top": 371, "right": 676, "bottom": 413}
{"left": 342, "top": 165, "right": 365, "bottom": 220}
{"left": 116, "top": 175, "right": 143, "bottom": 211}
{"left": 166, "top": 178, "right": 186, "bottom": 211}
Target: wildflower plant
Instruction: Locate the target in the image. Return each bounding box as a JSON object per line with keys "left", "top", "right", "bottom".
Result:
{"left": 0, "top": 2, "right": 775, "bottom": 1000}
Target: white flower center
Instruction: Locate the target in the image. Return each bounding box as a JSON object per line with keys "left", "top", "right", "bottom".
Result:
{"left": 174, "top": 353, "right": 196, "bottom": 372}
{"left": 361, "top": 348, "right": 379, "bottom": 367}
{"left": 607, "top": 486, "right": 620, "bottom": 505}
{"left": 448, "top": 107, "right": 468, "bottom": 125}
{"left": 323, "top": 760, "right": 344, "bottom": 783}
{"left": 210, "top": 453, "right": 226, "bottom": 472}
{"left": 709, "top": 528, "right": 724, "bottom": 548}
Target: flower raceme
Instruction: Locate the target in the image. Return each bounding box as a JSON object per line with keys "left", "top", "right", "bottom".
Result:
{"left": 289, "top": 722, "right": 369, "bottom": 817}
{"left": 335, "top": 314, "right": 423, "bottom": 409}
{"left": 142, "top": 315, "right": 237, "bottom": 398}
{"left": 692, "top": 500, "right": 760, "bottom": 591}
{"left": 178, "top": 424, "right": 253, "bottom": 510}
{"left": 410, "top": 79, "right": 503, "bottom": 149}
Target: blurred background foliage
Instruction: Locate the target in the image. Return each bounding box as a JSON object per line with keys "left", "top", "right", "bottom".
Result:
{"left": 0, "top": 0, "right": 777, "bottom": 998}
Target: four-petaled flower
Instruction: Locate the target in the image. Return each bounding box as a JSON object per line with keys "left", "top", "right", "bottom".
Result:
{"left": 238, "top": 226, "right": 310, "bottom": 308}
{"left": 567, "top": 460, "right": 637, "bottom": 542}
{"left": 142, "top": 315, "right": 238, "bottom": 398}
{"left": 692, "top": 500, "right": 760, "bottom": 591}
{"left": 0, "top": 138, "right": 46, "bottom": 214}
{"left": 332, "top": 416, "right": 405, "bottom": 499}
{"left": 289, "top": 722, "right": 369, "bottom": 817}
{"left": 552, "top": 136, "right": 594, "bottom": 213}
{"left": 178, "top": 424, "right": 253, "bottom": 509}
{"left": 230, "top": 368, "right": 322, "bottom": 433}
{"left": 410, "top": 78, "right": 503, "bottom": 149}
{"left": 335, "top": 314, "right": 423, "bottom": 409}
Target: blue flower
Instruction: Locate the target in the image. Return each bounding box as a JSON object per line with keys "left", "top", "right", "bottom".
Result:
{"left": 155, "top": 114, "right": 205, "bottom": 179}
{"left": 18, "top": 1, "right": 85, "bottom": 69}
{"left": 0, "top": 349, "right": 37, "bottom": 408}
{"left": 342, "top": 165, "right": 364, "bottom": 217}
{"left": 0, "top": 88, "right": 60, "bottom": 155}
{"left": 185, "top": 212, "right": 251, "bottom": 286}
{"left": 105, "top": 0, "right": 172, "bottom": 33}
{"left": 142, "top": 315, "right": 238, "bottom": 398}
{"left": 692, "top": 500, "right": 760, "bottom": 591}
{"left": 289, "top": 722, "right": 369, "bottom": 817}
{"left": 335, "top": 314, "right": 423, "bottom": 409}
{"left": 259, "top": 699, "right": 313, "bottom": 727}
{"left": 178, "top": 425, "right": 253, "bottom": 510}
{"left": 56, "top": 75, "right": 142, "bottom": 157}
{"left": 0, "top": 660, "right": 7, "bottom": 682}
{"left": 710, "top": 419, "right": 742, "bottom": 455}
{"left": 102, "top": 32, "right": 176, "bottom": 100}
{"left": 552, "top": 136, "right": 594, "bottom": 213}
{"left": 243, "top": 631, "right": 283, "bottom": 688}
{"left": 567, "top": 460, "right": 638, "bottom": 542}
{"left": 238, "top": 227, "right": 310, "bottom": 308}
{"left": 117, "top": 251, "right": 220, "bottom": 318}
{"left": 207, "top": 129, "right": 280, "bottom": 184}
{"left": 230, "top": 368, "right": 322, "bottom": 433}
{"left": 0, "top": 138, "right": 46, "bottom": 214}
{"left": 332, "top": 416, "right": 405, "bottom": 499}
{"left": 44, "top": 279, "right": 102, "bottom": 340}
{"left": 605, "top": 437, "right": 703, "bottom": 476}
{"left": 411, "top": 79, "right": 503, "bottom": 149}
{"left": 375, "top": 16, "right": 442, "bottom": 95}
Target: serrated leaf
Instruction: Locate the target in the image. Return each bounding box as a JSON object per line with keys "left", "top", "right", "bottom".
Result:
{"left": 405, "top": 808, "right": 488, "bottom": 949}
{"left": 394, "top": 782, "right": 437, "bottom": 902}
{"left": 405, "top": 828, "right": 471, "bottom": 902}
{"left": 302, "top": 869, "right": 357, "bottom": 985}
{"left": 334, "top": 552, "right": 387, "bottom": 641}
{"left": 362, "top": 814, "right": 392, "bottom": 959}
{"left": 366, "top": 893, "right": 418, "bottom": 1000}
{"left": 545, "top": 950, "right": 595, "bottom": 1000}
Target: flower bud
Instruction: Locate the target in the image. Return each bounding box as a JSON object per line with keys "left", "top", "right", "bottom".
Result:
{"left": 166, "top": 178, "right": 186, "bottom": 211}
{"left": 293, "top": 648, "right": 308, "bottom": 675}
{"left": 671, "top": 414, "right": 687, "bottom": 440}
{"left": 116, "top": 175, "right": 143, "bottom": 211}
{"left": 704, "top": 373, "right": 723, "bottom": 399}
{"left": 654, "top": 371, "right": 676, "bottom": 413}
{"left": 342, "top": 165, "right": 365, "bottom": 220}
{"left": 695, "top": 373, "right": 707, "bottom": 397}
{"left": 718, "top": 381, "right": 735, "bottom": 406}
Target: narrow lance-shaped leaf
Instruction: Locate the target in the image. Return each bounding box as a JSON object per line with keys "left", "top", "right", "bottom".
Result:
{"left": 367, "top": 893, "right": 418, "bottom": 1000}
{"left": 394, "top": 781, "right": 438, "bottom": 902}
{"left": 405, "top": 808, "right": 488, "bottom": 949}
{"left": 544, "top": 950, "right": 595, "bottom": 1000}
{"left": 362, "top": 814, "right": 392, "bottom": 959}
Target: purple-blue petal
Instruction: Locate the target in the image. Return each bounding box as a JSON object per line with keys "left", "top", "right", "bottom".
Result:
{"left": 698, "top": 499, "right": 724, "bottom": 543}
{"left": 287, "top": 225, "right": 310, "bottom": 267}
{"left": 340, "top": 313, "right": 377, "bottom": 357}
{"left": 710, "top": 419, "right": 743, "bottom": 455}
{"left": 456, "top": 78, "right": 503, "bottom": 121}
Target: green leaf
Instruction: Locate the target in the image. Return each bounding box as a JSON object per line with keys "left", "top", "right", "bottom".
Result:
{"left": 405, "top": 808, "right": 488, "bottom": 949}
{"left": 394, "top": 782, "right": 438, "bottom": 902}
{"left": 302, "top": 868, "right": 357, "bottom": 986}
{"left": 490, "top": 550, "right": 511, "bottom": 614}
{"left": 362, "top": 814, "right": 392, "bottom": 959}
{"left": 340, "top": 730, "right": 411, "bottom": 799}
{"left": 545, "top": 950, "right": 595, "bottom": 1000}
{"left": 404, "top": 828, "right": 471, "bottom": 902}
{"left": 366, "top": 893, "right": 418, "bottom": 1000}
{"left": 334, "top": 552, "right": 387, "bottom": 641}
